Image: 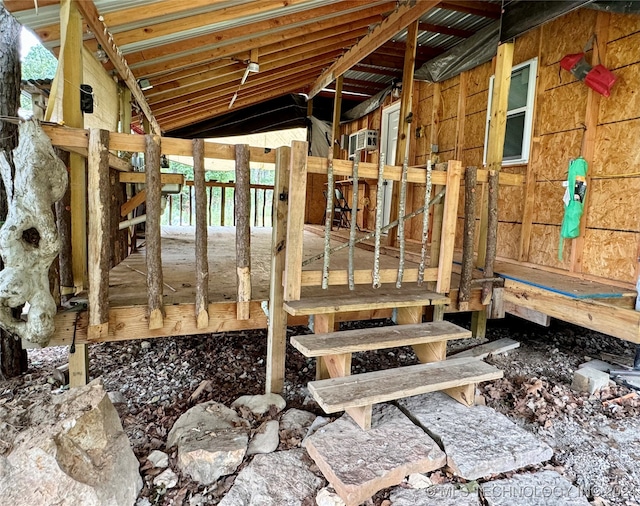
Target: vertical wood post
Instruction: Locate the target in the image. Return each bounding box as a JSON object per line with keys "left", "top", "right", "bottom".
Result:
{"left": 458, "top": 166, "right": 477, "bottom": 311}
{"left": 332, "top": 75, "right": 343, "bottom": 160}
{"left": 388, "top": 20, "right": 419, "bottom": 247}
{"left": 436, "top": 161, "right": 462, "bottom": 294}
{"left": 482, "top": 171, "right": 499, "bottom": 304}
{"left": 220, "top": 187, "right": 226, "bottom": 226}
{"left": 235, "top": 144, "right": 252, "bottom": 319}
{"left": 477, "top": 42, "right": 513, "bottom": 267}
{"left": 428, "top": 85, "right": 443, "bottom": 290}
{"left": 266, "top": 146, "right": 291, "bottom": 393}
{"left": 87, "top": 129, "right": 111, "bottom": 341}
{"left": 283, "top": 140, "right": 309, "bottom": 301}
{"left": 193, "top": 139, "right": 209, "bottom": 328}
{"left": 145, "top": 134, "right": 164, "bottom": 330}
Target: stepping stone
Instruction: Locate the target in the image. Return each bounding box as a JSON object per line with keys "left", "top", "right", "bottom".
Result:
{"left": 390, "top": 484, "right": 480, "bottom": 505}
{"left": 398, "top": 392, "right": 553, "bottom": 480}
{"left": 218, "top": 449, "right": 323, "bottom": 506}
{"left": 304, "top": 404, "right": 446, "bottom": 506}
{"left": 481, "top": 471, "right": 590, "bottom": 506}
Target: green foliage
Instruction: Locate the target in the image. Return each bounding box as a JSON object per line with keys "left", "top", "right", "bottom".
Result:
{"left": 21, "top": 44, "right": 57, "bottom": 80}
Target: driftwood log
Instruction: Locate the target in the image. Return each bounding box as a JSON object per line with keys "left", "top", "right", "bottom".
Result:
{"left": 0, "top": 119, "right": 67, "bottom": 346}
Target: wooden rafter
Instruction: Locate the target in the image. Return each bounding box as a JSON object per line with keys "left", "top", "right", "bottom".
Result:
{"left": 126, "top": 5, "right": 393, "bottom": 78}
{"left": 307, "top": 0, "right": 441, "bottom": 98}
{"left": 72, "top": 0, "right": 161, "bottom": 134}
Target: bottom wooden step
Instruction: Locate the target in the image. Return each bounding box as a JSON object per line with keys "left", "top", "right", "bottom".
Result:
{"left": 308, "top": 357, "right": 503, "bottom": 415}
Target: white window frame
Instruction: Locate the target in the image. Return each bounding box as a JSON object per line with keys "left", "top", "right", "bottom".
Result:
{"left": 483, "top": 57, "right": 538, "bottom": 166}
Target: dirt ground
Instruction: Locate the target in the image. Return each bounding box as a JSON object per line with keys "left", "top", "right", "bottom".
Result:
{"left": 2, "top": 314, "right": 640, "bottom": 506}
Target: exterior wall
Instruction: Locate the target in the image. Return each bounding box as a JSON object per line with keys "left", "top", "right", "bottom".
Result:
{"left": 334, "top": 9, "right": 640, "bottom": 286}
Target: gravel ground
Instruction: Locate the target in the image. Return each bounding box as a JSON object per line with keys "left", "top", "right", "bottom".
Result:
{"left": 2, "top": 314, "right": 640, "bottom": 505}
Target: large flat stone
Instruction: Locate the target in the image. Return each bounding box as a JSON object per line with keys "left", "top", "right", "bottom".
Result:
{"left": 304, "top": 404, "right": 446, "bottom": 506}
{"left": 218, "top": 449, "right": 323, "bottom": 506}
{"left": 398, "top": 392, "right": 553, "bottom": 480}
{"left": 481, "top": 471, "right": 590, "bottom": 506}
{"left": 390, "top": 484, "right": 480, "bottom": 505}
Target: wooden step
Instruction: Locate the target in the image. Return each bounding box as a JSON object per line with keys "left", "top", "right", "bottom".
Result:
{"left": 291, "top": 321, "right": 471, "bottom": 357}
{"left": 308, "top": 357, "right": 503, "bottom": 415}
{"left": 284, "top": 285, "right": 449, "bottom": 316}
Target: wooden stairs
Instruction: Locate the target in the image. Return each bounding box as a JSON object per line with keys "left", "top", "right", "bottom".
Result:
{"left": 284, "top": 286, "right": 503, "bottom": 429}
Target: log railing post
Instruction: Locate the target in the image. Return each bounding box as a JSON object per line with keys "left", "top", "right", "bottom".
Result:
{"left": 145, "top": 134, "right": 164, "bottom": 329}
{"left": 283, "top": 140, "right": 309, "bottom": 301}
{"left": 436, "top": 160, "right": 462, "bottom": 294}
{"left": 193, "top": 138, "right": 209, "bottom": 328}
{"left": 87, "top": 128, "right": 111, "bottom": 341}
{"left": 235, "top": 144, "right": 251, "bottom": 319}
{"left": 266, "top": 146, "right": 291, "bottom": 393}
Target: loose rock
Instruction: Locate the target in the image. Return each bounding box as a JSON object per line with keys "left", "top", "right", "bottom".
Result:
{"left": 231, "top": 393, "right": 286, "bottom": 415}
{"left": 390, "top": 484, "right": 479, "bottom": 506}
{"left": 153, "top": 468, "right": 178, "bottom": 489}
{"left": 219, "top": 449, "right": 323, "bottom": 505}
{"left": 280, "top": 408, "right": 317, "bottom": 436}
{"left": 407, "top": 473, "right": 433, "bottom": 489}
{"left": 316, "top": 486, "right": 346, "bottom": 506}
{"left": 305, "top": 404, "right": 446, "bottom": 506}
{"left": 147, "top": 450, "right": 169, "bottom": 469}
{"left": 247, "top": 420, "right": 279, "bottom": 456}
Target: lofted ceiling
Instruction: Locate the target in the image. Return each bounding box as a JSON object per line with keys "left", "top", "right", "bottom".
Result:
{"left": 4, "top": 0, "right": 501, "bottom": 134}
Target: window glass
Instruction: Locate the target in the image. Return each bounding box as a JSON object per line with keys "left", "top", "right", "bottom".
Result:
{"left": 503, "top": 112, "right": 526, "bottom": 159}
{"left": 507, "top": 66, "right": 530, "bottom": 111}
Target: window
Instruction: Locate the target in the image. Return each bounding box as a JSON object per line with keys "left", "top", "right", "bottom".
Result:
{"left": 484, "top": 58, "right": 538, "bottom": 165}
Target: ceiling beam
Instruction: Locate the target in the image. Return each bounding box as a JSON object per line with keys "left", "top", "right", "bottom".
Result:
{"left": 126, "top": 4, "right": 393, "bottom": 78}
{"left": 418, "top": 21, "right": 473, "bottom": 38}
{"left": 72, "top": 0, "right": 162, "bottom": 134}
{"left": 317, "top": 89, "right": 370, "bottom": 102}
{"left": 439, "top": 1, "right": 502, "bottom": 19}
{"left": 307, "top": 0, "right": 441, "bottom": 99}
{"left": 114, "top": 0, "right": 310, "bottom": 48}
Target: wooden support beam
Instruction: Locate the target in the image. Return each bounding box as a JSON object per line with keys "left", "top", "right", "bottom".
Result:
{"left": 120, "top": 189, "right": 146, "bottom": 218}
{"left": 235, "top": 144, "right": 251, "bottom": 320}
{"left": 145, "top": 135, "right": 164, "bottom": 329}
{"left": 73, "top": 0, "right": 161, "bottom": 134}
{"left": 387, "top": 20, "right": 419, "bottom": 248}
{"left": 331, "top": 75, "right": 343, "bottom": 160}
{"left": 87, "top": 128, "right": 111, "bottom": 341}
{"left": 193, "top": 139, "right": 209, "bottom": 329}
{"left": 266, "top": 146, "right": 291, "bottom": 394}
{"left": 570, "top": 12, "right": 609, "bottom": 274}
{"left": 283, "top": 141, "right": 309, "bottom": 301}
{"left": 477, "top": 42, "right": 513, "bottom": 267}
{"left": 482, "top": 170, "right": 499, "bottom": 305}
{"left": 436, "top": 161, "right": 462, "bottom": 294}
{"left": 308, "top": 0, "right": 440, "bottom": 98}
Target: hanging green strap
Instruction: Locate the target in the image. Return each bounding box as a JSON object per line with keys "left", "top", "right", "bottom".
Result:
{"left": 559, "top": 157, "right": 588, "bottom": 260}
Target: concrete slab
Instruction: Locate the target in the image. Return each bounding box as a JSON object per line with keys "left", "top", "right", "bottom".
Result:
{"left": 572, "top": 367, "right": 610, "bottom": 394}
{"left": 398, "top": 392, "right": 553, "bottom": 480}
{"left": 304, "top": 404, "right": 446, "bottom": 506}
{"left": 390, "top": 484, "right": 480, "bottom": 505}
{"left": 481, "top": 471, "right": 590, "bottom": 506}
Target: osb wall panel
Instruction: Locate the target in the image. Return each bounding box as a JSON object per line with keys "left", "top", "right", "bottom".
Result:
{"left": 410, "top": 183, "right": 426, "bottom": 239}
{"left": 513, "top": 29, "right": 540, "bottom": 65}
{"left": 586, "top": 178, "right": 640, "bottom": 232}
{"left": 497, "top": 222, "right": 521, "bottom": 260}
{"left": 528, "top": 224, "right": 572, "bottom": 271}
{"left": 608, "top": 13, "right": 640, "bottom": 42}
{"left": 438, "top": 118, "right": 457, "bottom": 152}
{"left": 464, "top": 111, "right": 486, "bottom": 149}
{"left": 532, "top": 181, "right": 565, "bottom": 225}
{"left": 441, "top": 74, "right": 460, "bottom": 91}
{"left": 466, "top": 62, "right": 492, "bottom": 95}
{"left": 582, "top": 229, "right": 639, "bottom": 283}
{"left": 306, "top": 173, "right": 327, "bottom": 225}
{"left": 461, "top": 148, "right": 483, "bottom": 168}
{"left": 539, "top": 62, "right": 579, "bottom": 92}
{"left": 441, "top": 85, "right": 460, "bottom": 121}
{"left": 498, "top": 186, "right": 524, "bottom": 223}
{"left": 466, "top": 90, "right": 489, "bottom": 115}
{"left": 537, "top": 82, "right": 588, "bottom": 135}
{"left": 531, "top": 130, "right": 582, "bottom": 180}
{"left": 598, "top": 63, "right": 640, "bottom": 124}
{"left": 607, "top": 31, "right": 640, "bottom": 69}
{"left": 418, "top": 96, "right": 433, "bottom": 126}
{"left": 593, "top": 119, "right": 640, "bottom": 176}
{"left": 540, "top": 9, "right": 597, "bottom": 66}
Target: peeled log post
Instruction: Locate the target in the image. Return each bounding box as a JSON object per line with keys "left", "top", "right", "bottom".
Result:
{"left": 482, "top": 170, "right": 499, "bottom": 305}
{"left": 458, "top": 166, "right": 477, "bottom": 311}
{"left": 145, "top": 134, "right": 164, "bottom": 330}
{"left": 54, "top": 148, "right": 73, "bottom": 300}
{"left": 193, "top": 138, "right": 209, "bottom": 328}
{"left": 235, "top": 144, "right": 251, "bottom": 320}
{"left": 87, "top": 129, "right": 111, "bottom": 340}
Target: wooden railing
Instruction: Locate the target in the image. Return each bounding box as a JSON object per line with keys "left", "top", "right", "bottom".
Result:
{"left": 165, "top": 181, "right": 274, "bottom": 227}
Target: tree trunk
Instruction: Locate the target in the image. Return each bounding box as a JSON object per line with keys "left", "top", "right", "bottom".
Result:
{"left": 0, "top": 6, "right": 27, "bottom": 378}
